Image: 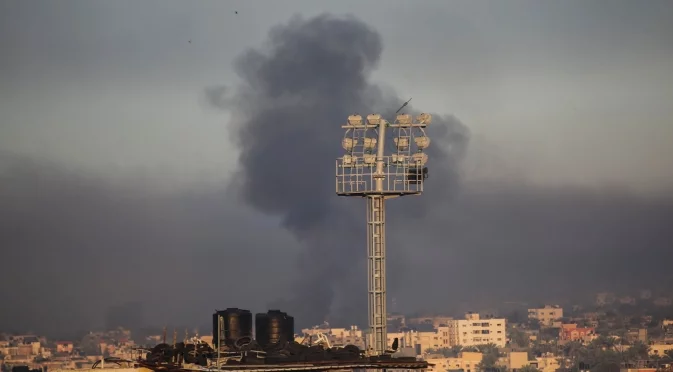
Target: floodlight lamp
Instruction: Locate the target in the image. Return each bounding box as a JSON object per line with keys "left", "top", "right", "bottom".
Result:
{"left": 348, "top": 114, "right": 363, "bottom": 126}
{"left": 417, "top": 113, "right": 432, "bottom": 125}
{"left": 394, "top": 137, "right": 409, "bottom": 150}
{"left": 363, "top": 154, "right": 376, "bottom": 164}
{"left": 391, "top": 154, "right": 407, "bottom": 164}
{"left": 412, "top": 152, "right": 428, "bottom": 166}
{"left": 415, "top": 136, "right": 431, "bottom": 150}
{"left": 396, "top": 113, "right": 412, "bottom": 125}
{"left": 363, "top": 137, "right": 378, "bottom": 150}
{"left": 342, "top": 137, "right": 356, "bottom": 151}
{"left": 366, "top": 114, "right": 382, "bottom": 125}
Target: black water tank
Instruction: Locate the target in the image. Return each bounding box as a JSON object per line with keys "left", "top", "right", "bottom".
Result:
{"left": 212, "top": 308, "right": 253, "bottom": 347}
{"left": 255, "top": 310, "right": 294, "bottom": 347}
{"left": 285, "top": 314, "right": 295, "bottom": 342}
{"left": 255, "top": 312, "right": 271, "bottom": 346}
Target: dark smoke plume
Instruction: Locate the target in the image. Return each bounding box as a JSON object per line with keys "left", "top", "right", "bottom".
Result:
{"left": 0, "top": 154, "right": 297, "bottom": 336}
{"left": 207, "top": 14, "right": 469, "bottom": 326}
{"left": 106, "top": 301, "right": 145, "bottom": 331}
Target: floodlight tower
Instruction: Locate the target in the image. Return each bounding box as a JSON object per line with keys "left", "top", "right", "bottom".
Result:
{"left": 336, "top": 112, "right": 432, "bottom": 356}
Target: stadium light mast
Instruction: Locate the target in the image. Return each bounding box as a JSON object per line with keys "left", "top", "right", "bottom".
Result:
{"left": 336, "top": 111, "right": 432, "bottom": 356}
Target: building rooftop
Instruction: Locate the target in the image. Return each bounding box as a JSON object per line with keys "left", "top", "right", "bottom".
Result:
{"left": 140, "top": 360, "right": 431, "bottom": 372}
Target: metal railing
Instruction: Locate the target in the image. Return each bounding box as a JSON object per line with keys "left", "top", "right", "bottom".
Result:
{"left": 335, "top": 155, "right": 426, "bottom": 195}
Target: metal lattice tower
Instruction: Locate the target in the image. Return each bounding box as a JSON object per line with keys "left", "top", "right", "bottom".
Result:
{"left": 336, "top": 112, "right": 432, "bottom": 356}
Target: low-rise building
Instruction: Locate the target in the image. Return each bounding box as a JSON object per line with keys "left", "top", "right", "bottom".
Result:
{"left": 426, "top": 352, "right": 483, "bottom": 372}
{"left": 408, "top": 316, "right": 454, "bottom": 329}
{"left": 299, "top": 325, "right": 365, "bottom": 349}
{"left": 498, "top": 351, "right": 529, "bottom": 371}
{"left": 624, "top": 329, "right": 648, "bottom": 344}
{"left": 649, "top": 344, "right": 673, "bottom": 356}
{"left": 559, "top": 324, "right": 596, "bottom": 343}
{"left": 387, "top": 330, "right": 417, "bottom": 351}
{"left": 55, "top": 341, "right": 74, "bottom": 354}
{"left": 388, "top": 326, "right": 451, "bottom": 355}
{"left": 532, "top": 354, "right": 562, "bottom": 372}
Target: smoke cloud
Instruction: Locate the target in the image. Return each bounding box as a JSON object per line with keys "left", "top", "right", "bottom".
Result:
{"left": 208, "top": 14, "right": 470, "bottom": 326}
{"left": 2, "top": 10, "right": 673, "bottom": 338}
{"left": 0, "top": 153, "right": 297, "bottom": 336}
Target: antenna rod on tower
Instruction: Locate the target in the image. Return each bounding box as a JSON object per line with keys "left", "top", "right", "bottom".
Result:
{"left": 395, "top": 97, "right": 412, "bottom": 114}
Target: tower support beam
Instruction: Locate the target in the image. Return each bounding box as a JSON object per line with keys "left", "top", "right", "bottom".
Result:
{"left": 367, "top": 195, "right": 387, "bottom": 355}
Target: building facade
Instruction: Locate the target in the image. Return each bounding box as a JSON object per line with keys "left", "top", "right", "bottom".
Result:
{"left": 387, "top": 313, "right": 507, "bottom": 354}
{"left": 559, "top": 324, "right": 596, "bottom": 343}
{"left": 447, "top": 313, "right": 507, "bottom": 347}
{"left": 528, "top": 305, "right": 563, "bottom": 327}
{"left": 426, "top": 352, "right": 483, "bottom": 372}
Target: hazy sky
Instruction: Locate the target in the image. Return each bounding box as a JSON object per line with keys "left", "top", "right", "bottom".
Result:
{"left": 1, "top": 0, "right": 672, "bottom": 335}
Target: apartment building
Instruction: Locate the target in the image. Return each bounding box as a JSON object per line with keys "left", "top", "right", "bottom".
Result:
{"left": 528, "top": 305, "right": 563, "bottom": 327}
{"left": 447, "top": 313, "right": 507, "bottom": 347}
{"left": 387, "top": 313, "right": 506, "bottom": 354}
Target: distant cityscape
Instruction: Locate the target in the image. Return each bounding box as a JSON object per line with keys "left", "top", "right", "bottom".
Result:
{"left": 3, "top": 290, "right": 673, "bottom": 372}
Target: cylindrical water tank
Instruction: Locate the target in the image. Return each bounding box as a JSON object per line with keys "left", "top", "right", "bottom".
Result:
{"left": 268, "top": 312, "right": 283, "bottom": 345}
{"left": 212, "top": 308, "right": 253, "bottom": 347}
{"left": 285, "top": 315, "right": 295, "bottom": 342}
{"left": 255, "top": 313, "right": 270, "bottom": 346}
{"left": 255, "top": 310, "right": 294, "bottom": 347}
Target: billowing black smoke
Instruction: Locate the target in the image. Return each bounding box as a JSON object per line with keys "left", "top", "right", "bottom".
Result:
{"left": 106, "top": 301, "right": 145, "bottom": 331}
{"left": 207, "top": 14, "right": 469, "bottom": 326}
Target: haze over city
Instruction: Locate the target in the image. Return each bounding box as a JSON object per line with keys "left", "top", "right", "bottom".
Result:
{"left": 1, "top": 0, "right": 673, "bottom": 338}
